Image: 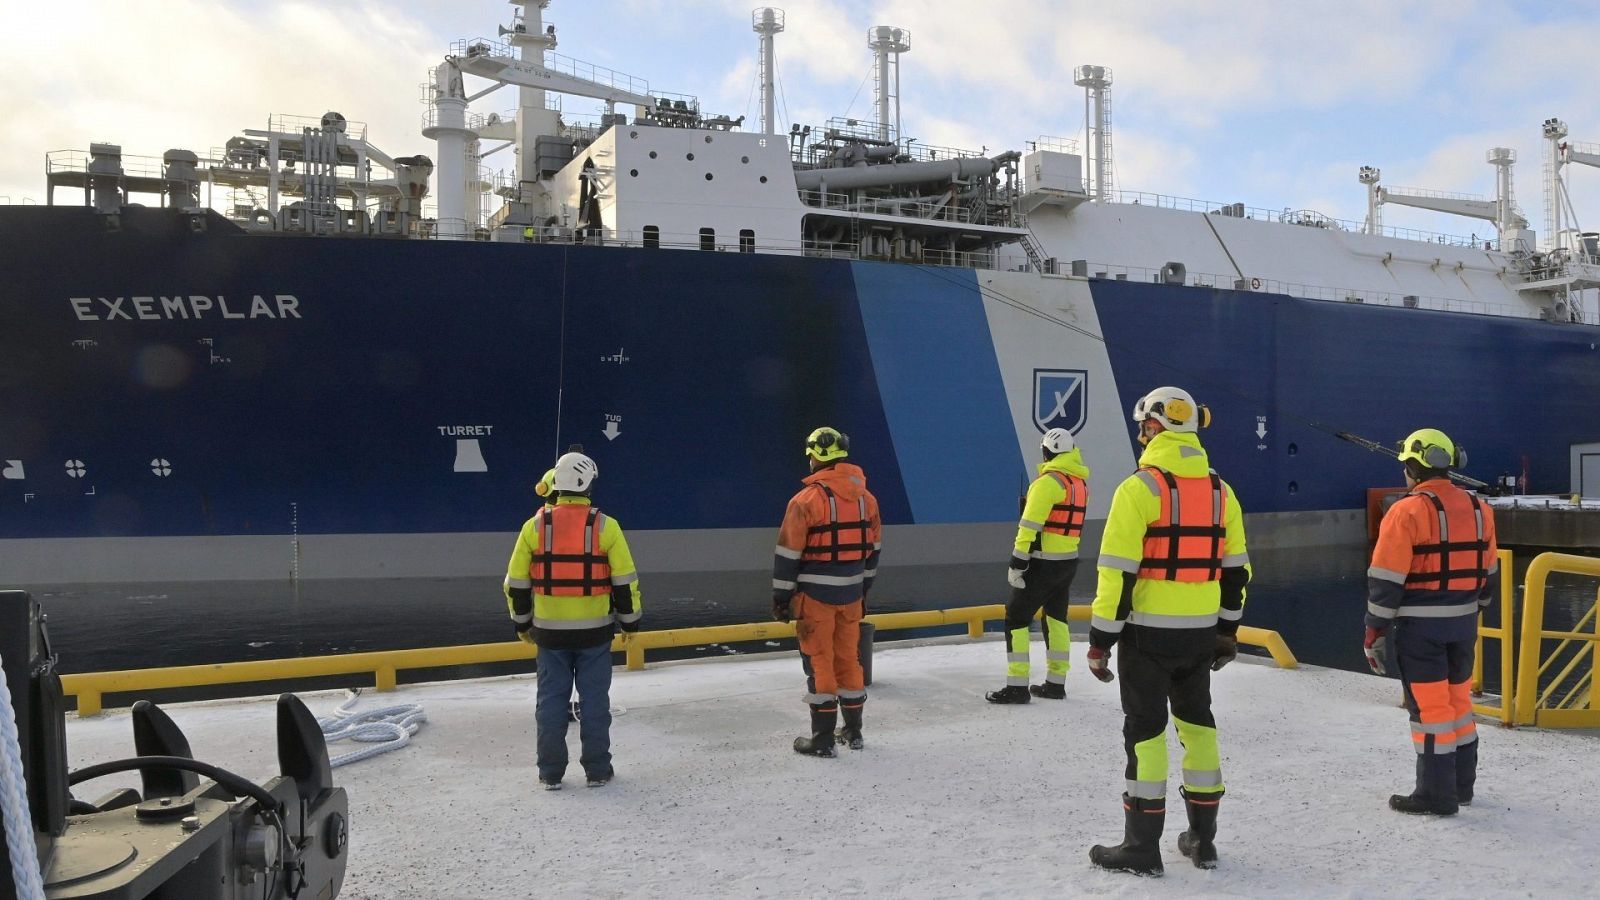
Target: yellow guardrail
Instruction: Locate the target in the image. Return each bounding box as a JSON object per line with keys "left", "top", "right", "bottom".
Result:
{"left": 60, "top": 603, "right": 1297, "bottom": 716}
{"left": 1512, "top": 552, "right": 1600, "bottom": 728}
{"left": 1471, "top": 550, "right": 1516, "bottom": 725}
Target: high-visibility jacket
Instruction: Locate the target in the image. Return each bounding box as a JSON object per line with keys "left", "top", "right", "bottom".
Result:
{"left": 504, "top": 496, "right": 641, "bottom": 649}
{"left": 1365, "top": 478, "right": 1498, "bottom": 628}
{"left": 773, "top": 462, "right": 882, "bottom": 606}
{"left": 1090, "top": 431, "right": 1249, "bottom": 642}
{"left": 1013, "top": 449, "right": 1091, "bottom": 564}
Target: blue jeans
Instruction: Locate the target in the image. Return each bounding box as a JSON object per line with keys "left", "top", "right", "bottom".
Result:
{"left": 536, "top": 642, "right": 614, "bottom": 781}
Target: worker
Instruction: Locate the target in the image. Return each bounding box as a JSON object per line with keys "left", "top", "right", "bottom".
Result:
{"left": 1363, "top": 428, "right": 1497, "bottom": 816}
{"left": 987, "top": 427, "right": 1091, "bottom": 703}
{"left": 772, "top": 427, "right": 882, "bottom": 757}
{"left": 1086, "top": 387, "right": 1249, "bottom": 876}
{"left": 503, "top": 450, "right": 641, "bottom": 790}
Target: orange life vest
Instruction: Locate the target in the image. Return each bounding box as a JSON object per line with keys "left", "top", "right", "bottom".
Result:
{"left": 1138, "top": 467, "right": 1226, "bottom": 582}
{"left": 1041, "top": 470, "right": 1088, "bottom": 537}
{"left": 802, "top": 484, "right": 872, "bottom": 563}
{"left": 529, "top": 505, "right": 612, "bottom": 596}
{"left": 1404, "top": 486, "right": 1492, "bottom": 591}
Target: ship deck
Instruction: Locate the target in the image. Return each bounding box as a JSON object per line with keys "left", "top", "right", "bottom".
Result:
{"left": 64, "top": 638, "right": 1600, "bottom": 899}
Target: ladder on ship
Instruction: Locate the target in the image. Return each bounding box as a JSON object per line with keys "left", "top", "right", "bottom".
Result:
{"left": 1017, "top": 229, "right": 1051, "bottom": 273}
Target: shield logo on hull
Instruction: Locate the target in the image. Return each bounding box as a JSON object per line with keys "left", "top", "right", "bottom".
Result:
{"left": 1033, "top": 369, "right": 1087, "bottom": 434}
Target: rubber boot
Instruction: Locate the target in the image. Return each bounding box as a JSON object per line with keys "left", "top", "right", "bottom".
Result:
{"left": 1389, "top": 754, "right": 1458, "bottom": 816}
{"left": 1176, "top": 787, "right": 1221, "bottom": 869}
{"left": 836, "top": 703, "right": 864, "bottom": 750}
{"left": 985, "top": 685, "right": 1031, "bottom": 704}
{"left": 1029, "top": 682, "right": 1066, "bottom": 700}
{"left": 1456, "top": 739, "right": 1477, "bottom": 805}
{"left": 793, "top": 705, "right": 837, "bottom": 758}
{"left": 1089, "top": 794, "right": 1165, "bottom": 877}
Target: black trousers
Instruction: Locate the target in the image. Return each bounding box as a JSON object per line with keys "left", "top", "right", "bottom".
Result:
{"left": 1117, "top": 627, "right": 1217, "bottom": 795}
{"left": 1003, "top": 558, "right": 1078, "bottom": 630}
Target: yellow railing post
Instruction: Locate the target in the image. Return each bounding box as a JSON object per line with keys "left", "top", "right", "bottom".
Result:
{"left": 1513, "top": 552, "right": 1600, "bottom": 727}
{"left": 1498, "top": 558, "right": 1515, "bottom": 726}
{"left": 375, "top": 665, "right": 397, "bottom": 692}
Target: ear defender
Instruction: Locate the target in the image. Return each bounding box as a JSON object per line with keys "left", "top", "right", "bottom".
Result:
{"left": 1198, "top": 405, "right": 1212, "bottom": 429}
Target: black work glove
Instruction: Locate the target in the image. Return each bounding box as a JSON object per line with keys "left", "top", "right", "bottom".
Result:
{"left": 772, "top": 590, "right": 792, "bottom": 623}
{"left": 1211, "top": 633, "right": 1237, "bottom": 671}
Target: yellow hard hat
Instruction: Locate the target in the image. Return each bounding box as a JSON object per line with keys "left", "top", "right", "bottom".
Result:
{"left": 805, "top": 426, "right": 850, "bottom": 461}
{"left": 1397, "top": 428, "right": 1464, "bottom": 470}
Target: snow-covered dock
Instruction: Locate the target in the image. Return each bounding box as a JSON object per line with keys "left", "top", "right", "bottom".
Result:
{"left": 63, "top": 639, "right": 1600, "bottom": 899}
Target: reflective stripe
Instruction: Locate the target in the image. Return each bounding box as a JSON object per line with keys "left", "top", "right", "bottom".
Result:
{"left": 863, "top": 567, "right": 877, "bottom": 578}
{"left": 1220, "top": 552, "right": 1249, "bottom": 567}
{"left": 1395, "top": 601, "right": 1480, "bottom": 618}
{"left": 1182, "top": 768, "right": 1223, "bottom": 787}
{"left": 798, "top": 573, "right": 865, "bottom": 586}
{"left": 1135, "top": 470, "right": 1163, "bottom": 496}
{"left": 804, "top": 692, "right": 837, "bottom": 705}
{"left": 1012, "top": 549, "right": 1031, "bottom": 562}
{"left": 1018, "top": 518, "right": 1045, "bottom": 532}
{"left": 1046, "top": 650, "right": 1071, "bottom": 661}
{"left": 772, "top": 579, "right": 797, "bottom": 590}
{"left": 1366, "top": 602, "right": 1399, "bottom": 619}
{"left": 1127, "top": 610, "right": 1218, "bottom": 629}
{"left": 610, "top": 571, "right": 638, "bottom": 586}
{"left": 1091, "top": 615, "right": 1125, "bottom": 633}
{"left": 1368, "top": 566, "right": 1407, "bottom": 585}
{"left": 1007, "top": 652, "right": 1029, "bottom": 663}
{"left": 1006, "top": 676, "right": 1029, "bottom": 686}
{"left": 773, "top": 545, "right": 802, "bottom": 560}
{"left": 1452, "top": 713, "right": 1476, "bottom": 729}
{"left": 1455, "top": 730, "right": 1478, "bottom": 746}
{"left": 1126, "top": 779, "right": 1167, "bottom": 800}
{"left": 505, "top": 576, "right": 532, "bottom": 589}
{"left": 1410, "top": 720, "right": 1456, "bottom": 735}
{"left": 1099, "top": 553, "right": 1141, "bottom": 574}
{"left": 1045, "top": 672, "right": 1067, "bottom": 685}
{"left": 510, "top": 611, "right": 533, "bottom": 624}
{"left": 1030, "top": 550, "right": 1079, "bottom": 561}
{"left": 533, "top": 615, "right": 615, "bottom": 630}
{"left": 1217, "top": 606, "right": 1243, "bottom": 621}
{"left": 838, "top": 689, "right": 867, "bottom": 700}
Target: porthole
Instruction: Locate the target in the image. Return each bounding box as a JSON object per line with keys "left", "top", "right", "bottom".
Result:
{"left": 704, "top": 135, "right": 713, "bottom": 144}
{"left": 629, "top": 131, "right": 638, "bottom": 139}
{"left": 705, "top": 173, "right": 714, "bottom": 181}
{"left": 741, "top": 156, "right": 750, "bottom": 164}
{"left": 759, "top": 175, "right": 768, "bottom": 183}
{"left": 629, "top": 169, "right": 639, "bottom": 177}
{"left": 648, "top": 150, "right": 657, "bottom": 159}
{"left": 686, "top": 152, "right": 695, "bottom": 161}
{"left": 1287, "top": 442, "right": 1298, "bottom": 456}
{"left": 1287, "top": 481, "right": 1299, "bottom": 494}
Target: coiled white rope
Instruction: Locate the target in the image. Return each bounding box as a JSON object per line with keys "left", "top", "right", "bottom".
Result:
{"left": 316, "top": 691, "right": 426, "bottom": 768}
{"left": 0, "top": 647, "right": 45, "bottom": 899}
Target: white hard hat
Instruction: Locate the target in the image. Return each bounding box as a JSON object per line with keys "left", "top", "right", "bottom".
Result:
{"left": 1041, "top": 427, "right": 1076, "bottom": 455}
{"left": 550, "top": 452, "right": 598, "bottom": 492}
{"left": 1131, "top": 386, "right": 1209, "bottom": 433}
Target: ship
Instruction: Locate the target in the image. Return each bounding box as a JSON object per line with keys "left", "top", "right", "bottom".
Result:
{"left": 4, "top": 2, "right": 1600, "bottom": 658}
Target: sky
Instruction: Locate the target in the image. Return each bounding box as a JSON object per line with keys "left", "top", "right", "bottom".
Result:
{"left": 6, "top": 0, "right": 1600, "bottom": 243}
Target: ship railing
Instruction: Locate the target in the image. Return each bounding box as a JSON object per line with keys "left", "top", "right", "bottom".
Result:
{"left": 1384, "top": 185, "right": 1487, "bottom": 202}
{"left": 59, "top": 604, "right": 1298, "bottom": 715}
{"left": 448, "top": 38, "right": 653, "bottom": 101}
{"left": 46, "top": 149, "right": 171, "bottom": 180}
{"left": 266, "top": 113, "right": 368, "bottom": 141}
{"left": 1108, "top": 189, "right": 1498, "bottom": 250}
{"left": 797, "top": 189, "right": 976, "bottom": 224}
{"left": 1081, "top": 261, "right": 1536, "bottom": 319}
{"left": 420, "top": 108, "right": 489, "bottom": 134}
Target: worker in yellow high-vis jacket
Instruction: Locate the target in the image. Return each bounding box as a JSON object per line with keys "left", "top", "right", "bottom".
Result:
{"left": 1085, "top": 387, "right": 1250, "bottom": 876}
{"left": 986, "top": 427, "right": 1090, "bottom": 704}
